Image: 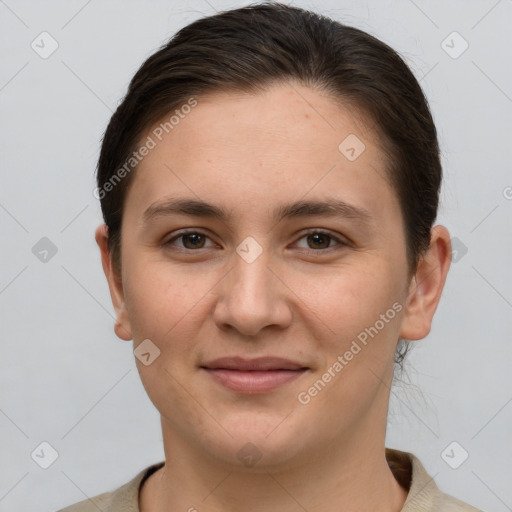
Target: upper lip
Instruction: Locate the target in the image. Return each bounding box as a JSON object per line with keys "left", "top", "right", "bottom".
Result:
{"left": 201, "top": 356, "right": 308, "bottom": 371}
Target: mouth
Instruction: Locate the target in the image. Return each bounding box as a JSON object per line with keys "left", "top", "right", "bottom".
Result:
{"left": 200, "top": 356, "right": 309, "bottom": 394}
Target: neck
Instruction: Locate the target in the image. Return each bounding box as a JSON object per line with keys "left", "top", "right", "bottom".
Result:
{"left": 140, "top": 414, "right": 408, "bottom": 512}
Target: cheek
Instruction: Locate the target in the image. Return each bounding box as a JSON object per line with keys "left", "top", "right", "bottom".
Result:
{"left": 123, "top": 261, "right": 211, "bottom": 425}
{"left": 295, "top": 260, "right": 401, "bottom": 341}
{"left": 296, "top": 265, "right": 403, "bottom": 419}
{"left": 123, "top": 258, "right": 222, "bottom": 361}
{"left": 303, "top": 266, "right": 405, "bottom": 410}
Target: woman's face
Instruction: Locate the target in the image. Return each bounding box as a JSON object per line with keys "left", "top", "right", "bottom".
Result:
{"left": 99, "top": 82, "right": 440, "bottom": 469}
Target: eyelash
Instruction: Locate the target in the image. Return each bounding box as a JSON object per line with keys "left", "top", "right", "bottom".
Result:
{"left": 164, "top": 229, "right": 348, "bottom": 254}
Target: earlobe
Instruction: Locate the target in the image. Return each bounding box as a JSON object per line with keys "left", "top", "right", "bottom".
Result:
{"left": 399, "top": 225, "right": 452, "bottom": 341}
{"left": 114, "top": 319, "right": 133, "bottom": 341}
{"left": 95, "top": 224, "right": 133, "bottom": 341}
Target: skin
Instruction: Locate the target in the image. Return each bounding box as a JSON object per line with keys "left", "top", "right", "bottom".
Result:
{"left": 95, "top": 82, "right": 451, "bottom": 512}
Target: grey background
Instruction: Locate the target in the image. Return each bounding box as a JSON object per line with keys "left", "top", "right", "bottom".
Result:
{"left": 1, "top": 0, "right": 511, "bottom": 510}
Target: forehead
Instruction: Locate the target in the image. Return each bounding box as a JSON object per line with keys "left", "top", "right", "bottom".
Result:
{"left": 124, "top": 82, "right": 399, "bottom": 229}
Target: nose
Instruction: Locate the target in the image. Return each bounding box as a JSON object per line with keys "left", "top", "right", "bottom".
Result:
{"left": 212, "top": 244, "right": 292, "bottom": 337}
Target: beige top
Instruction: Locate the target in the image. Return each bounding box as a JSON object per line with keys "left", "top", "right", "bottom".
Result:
{"left": 57, "top": 448, "right": 483, "bottom": 511}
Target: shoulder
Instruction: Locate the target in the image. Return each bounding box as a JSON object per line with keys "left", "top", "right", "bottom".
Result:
{"left": 57, "top": 489, "right": 113, "bottom": 512}
{"left": 432, "top": 491, "right": 483, "bottom": 512}
{"left": 56, "top": 461, "right": 165, "bottom": 512}
{"left": 385, "top": 448, "right": 484, "bottom": 512}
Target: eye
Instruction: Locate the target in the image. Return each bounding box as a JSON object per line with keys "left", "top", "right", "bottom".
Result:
{"left": 293, "top": 230, "right": 347, "bottom": 253}
{"left": 164, "top": 230, "right": 216, "bottom": 250}
{"left": 163, "top": 229, "right": 348, "bottom": 253}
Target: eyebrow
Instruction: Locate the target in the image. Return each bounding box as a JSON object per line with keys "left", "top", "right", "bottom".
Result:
{"left": 142, "top": 197, "right": 373, "bottom": 226}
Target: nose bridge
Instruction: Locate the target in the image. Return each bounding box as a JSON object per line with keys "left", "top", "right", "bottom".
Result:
{"left": 214, "top": 236, "right": 289, "bottom": 335}
{"left": 231, "top": 238, "right": 274, "bottom": 310}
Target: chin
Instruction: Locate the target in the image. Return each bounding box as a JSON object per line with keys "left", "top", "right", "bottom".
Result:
{"left": 203, "top": 413, "right": 309, "bottom": 470}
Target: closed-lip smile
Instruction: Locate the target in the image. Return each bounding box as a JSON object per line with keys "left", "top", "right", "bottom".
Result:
{"left": 200, "top": 356, "right": 309, "bottom": 393}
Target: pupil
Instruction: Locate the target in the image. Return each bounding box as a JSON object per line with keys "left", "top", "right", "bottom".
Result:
{"left": 309, "top": 233, "right": 329, "bottom": 249}
{"left": 185, "top": 233, "right": 204, "bottom": 248}
{"left": 182, "top": 233, "right": 330, "bottom": 250}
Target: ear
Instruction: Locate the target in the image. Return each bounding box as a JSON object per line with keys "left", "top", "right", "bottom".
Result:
{"left": 95, "top": 224, "right": 133, "bottom": 341}
{"left": 399, "top": 225, "right": 452, "bottom": 341}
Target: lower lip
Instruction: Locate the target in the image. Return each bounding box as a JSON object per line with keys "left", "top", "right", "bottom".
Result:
{"left": 203, "top": 368, "right": 307, "bottom": 394}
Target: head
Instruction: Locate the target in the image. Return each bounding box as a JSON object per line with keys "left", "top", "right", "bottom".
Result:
{"left": 95, "top": 2, "right": 450, "bottom": 468}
